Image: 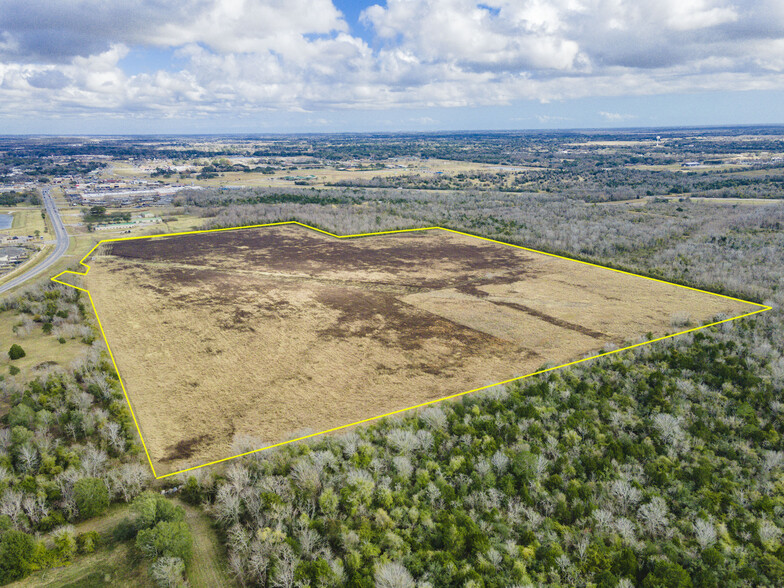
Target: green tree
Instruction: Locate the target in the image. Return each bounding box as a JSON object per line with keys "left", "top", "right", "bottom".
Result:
{"left": 74, "top": 477, "right": 110, "bottom": 519}
{"left": 295, "top": 558, "right": 338, "bottom": 586}
{"left": 131, "top": 492, "right": 184, "bottom": 530}
{"left": 8, "top": 344, "right": 26, "bottom": 360}
{"left": 136, "top": 521, "right": 192, "bottom": 562}
{"left": 7, "top": 403, "right": 35, "bottom": 428}
{"left": 0, "top": 530, "right": 36, "bottom": 583}
{"left": 642, "top": 560, "right": 693, "bottom": 588}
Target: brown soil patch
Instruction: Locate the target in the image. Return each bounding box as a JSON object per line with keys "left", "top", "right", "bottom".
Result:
{"left": 84, "top": 225, "right": 753, "bottom": 475}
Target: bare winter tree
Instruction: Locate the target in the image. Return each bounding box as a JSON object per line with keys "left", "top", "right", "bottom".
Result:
{"left": 270, "top": 544, "right": 299, "bottom": 588}
{"left": 610, "top": 479, "right": 642, "bottom": 514}
{"left": 491, "top": 450, "right": 510, "bottom": 474}
{"left": 0, "top": 489, "right": 25, "bottom": 529}
{"left": 80, "top": 445, "right": 108, "bottom": 477}
{"left": 21, "top": 493, "right": 48, "bottom": 525}
{"left": 374, "top": 561, "right": 416, "bottom": 588}
{"left": 638, "top": 497, "right": 670, "bottom": 537}
{"left": 419, "top": 406, "right": 448, "bottom": 430}
{"left": 213, "top": 484, "right": 242, "bottom": 526}
{"left": 106, "top": 463, "right": 149, "bottom": 502}
{"left": 652, "top": 413, "right": 690, "bottom": 456}
{"left": 758, "top": 519, "right": 783, "bottom": 551}
{"left": 151, "top": 556, "right": 185, "bottom": 587}
{"left": 17, "top": 443, "right": 39, "bottom": 473}
{"left": 290, "top": 458, "right": 322, "bottom": 501}
{"left": 101, "top": 421, "right": 126, "bottom": 453}
{"left": 386, "top": 429, "right": 419, "bottom": 453}
{"left": 85, "top": 372, "right": 116, "bottom": 401}
{"left": 694, "top": 519, "right": 717, "bottom": 550}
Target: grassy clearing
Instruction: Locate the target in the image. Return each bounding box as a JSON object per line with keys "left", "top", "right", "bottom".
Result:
{"left": 10, "top": 543, "right": 154, "bottom": 588}
{"left": 0, "top": 309, "right": 89, "bottom": 384}
{"left": 10, "top": 500, "right": 233, "bottom": 588}
{"left": 177, "top": 500, "right": 236, "bottom": 587}
{"left": 10, "top": 504, "right": 151, "bottom": 588}
{"left": 0, "top": 206, "right": 47, "bottom": 237}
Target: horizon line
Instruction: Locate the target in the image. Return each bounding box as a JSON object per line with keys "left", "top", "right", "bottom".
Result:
{"left": 3, "top": 123, "right": 784, "bottom": 139}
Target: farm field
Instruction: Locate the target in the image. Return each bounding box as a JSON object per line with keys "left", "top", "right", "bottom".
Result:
{"left": 80, "top": 224, "right": 758, "bottom": 476}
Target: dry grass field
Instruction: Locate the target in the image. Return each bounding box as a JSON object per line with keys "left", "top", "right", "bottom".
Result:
{"left": 111, "top": 157, "right": 540, "bottom": 189}
{"left": 82, "top": 225, "right": 755, "bottom": 475}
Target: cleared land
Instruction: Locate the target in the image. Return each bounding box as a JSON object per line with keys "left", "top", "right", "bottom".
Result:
{"left": 82, "top": 225, "right": 755, "bottom": 475}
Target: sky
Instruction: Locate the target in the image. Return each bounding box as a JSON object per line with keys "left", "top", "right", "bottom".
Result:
{"left": 1, "top": 0, "right": 783, "bottom": 134}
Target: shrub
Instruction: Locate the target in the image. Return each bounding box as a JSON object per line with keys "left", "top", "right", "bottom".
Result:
{"left": 9, "top": 365, "right": 20, "bottom": 375}
{"left": 52, "top": 526, "right": 76, "bottom": 563}
{"left": 76, "top": 531, "right": 101, "bottom": 554}
{"left": 74, "top": 477, "right": 110, "bottom": 519}
{"left": 8, "top": 344, "right": 25, "bottom": 360}
{"left": 180, "top": 477, "right": 202, "bottom": 505}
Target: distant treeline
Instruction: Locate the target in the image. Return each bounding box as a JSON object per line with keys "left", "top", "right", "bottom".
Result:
{"left": 0, "top": 190, "right": 41, "bottom": 206}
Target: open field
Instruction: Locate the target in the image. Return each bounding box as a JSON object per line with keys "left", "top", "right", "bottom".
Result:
{"left": 0, "top": 206, "right": 47, "bottom": 237}
{"left": 0, "top": 310, "right": 89, "bottom": 382}
{"left": 78, "top": 224, "right": 758, "bottom": 476}
{"left": 111, "top": 157, "right": 542, "bottom": 189}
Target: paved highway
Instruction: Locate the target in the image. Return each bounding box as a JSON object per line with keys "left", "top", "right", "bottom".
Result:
{"left": 0, "top": 188, "right": 71, "bottom": 295}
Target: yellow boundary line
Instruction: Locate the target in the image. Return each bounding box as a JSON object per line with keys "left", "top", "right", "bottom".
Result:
{"left": 50, "top": 221, "right": 772, "bottom": 479}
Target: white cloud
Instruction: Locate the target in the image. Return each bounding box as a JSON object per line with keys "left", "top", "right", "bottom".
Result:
{"left": 599, "top": 111, "right": 636, "bottom": 121}
{"left": 362, "top": 0, "right": 586, "bottom": 72}
{"left": 0, "top": 0, "right": 783, "bottom": 120}
{"left": 662, "top": 0, "right": 738, "bottom": 31}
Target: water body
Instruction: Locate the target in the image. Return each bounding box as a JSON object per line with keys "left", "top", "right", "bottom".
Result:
{"left": 0, "top": 214, "right": 13, "bottom": 230}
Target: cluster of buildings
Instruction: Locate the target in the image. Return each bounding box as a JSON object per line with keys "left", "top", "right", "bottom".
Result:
{"left": 0, "top": 245, "right": 33, "bottom": 273}
{"left": 65, "top": 183, "right": 196, "bottom": 207}
{"left": 93, "top": 213, "right": 164, "bottom": 231}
